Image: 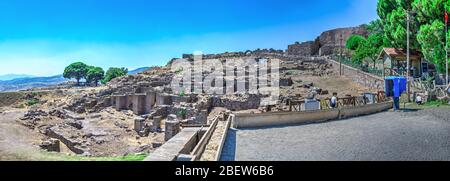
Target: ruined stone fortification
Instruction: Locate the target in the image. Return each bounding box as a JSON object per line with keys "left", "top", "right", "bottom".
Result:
{"left": 288, "top": 25, "right": 369, "bottom": 56}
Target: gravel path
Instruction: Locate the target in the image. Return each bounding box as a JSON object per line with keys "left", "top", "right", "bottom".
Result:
{"left": 221, "top": 108, "right": 450, "bottom": 161}
{"left": 200, "top": 120, "right": 228, "bottom": 161}
{"left": 0, "top": 109, "right": 44, "bottom": 160}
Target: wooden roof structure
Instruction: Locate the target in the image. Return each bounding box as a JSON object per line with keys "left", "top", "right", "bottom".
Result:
{"left": 377, "top": 48, "right": 422, "bottom": 61}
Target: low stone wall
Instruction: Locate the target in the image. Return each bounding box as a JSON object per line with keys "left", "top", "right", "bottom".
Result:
{"left": 233, "top": 109, "right": 339, "bottom": 128}
{"left": 339, "top": 102, "right": 393, "bottom": 119}
{"left": 327, "top": 58, "right": 384, "bottom": 90}
{"left": 232, "top": 102, "right": 393, "bottom": 129}
{"left": 144, "top": 127, "right": 202, "bottom": 161}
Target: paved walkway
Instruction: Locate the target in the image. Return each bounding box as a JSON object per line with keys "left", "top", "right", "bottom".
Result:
{"left": 221, "top": 108, "right": 450, "bottom": 161}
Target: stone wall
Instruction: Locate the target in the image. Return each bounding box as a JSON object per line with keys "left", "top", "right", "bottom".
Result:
{"left": 317, "top": 26, "right": 368, "bottom": 56}
{"left": 327, "top": 58, "right": 385, "bottom": 90}
{"left": 287, "top": 25, "right": 369, "bottom": 56}
{"left": 287, "top": 41, "right": 318, "bottom": 56}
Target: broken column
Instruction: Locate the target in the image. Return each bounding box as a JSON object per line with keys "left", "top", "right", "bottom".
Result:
{"left": 165, "top": 114, "right": 181, "bottom": 141}
{"left": 134, "top": 117, "right": 146, "bottom": 133}
{"left": 132, "top": 94, "right": 147, "bottom": 115}
{"left": 115, "top": 95, "right": 128, "bottom": 111}
{"left": 151, "top": 116, "right": 162, "bottom": 132}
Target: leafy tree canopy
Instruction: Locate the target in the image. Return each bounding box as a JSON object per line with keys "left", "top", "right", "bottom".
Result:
{"left": 63, "top": 62, "right": 88, "bottom": 85}
{"left": 102, "top": 67, "right": 128, "bottom": 84}
{"left": 86, "top": 66, "right": 105, "bottom": 86}
{"left": 346, "top": 35, "right": 367, "bottom": 50}
{"left": 376, "top": 0, "right": 450, "bottom": 73}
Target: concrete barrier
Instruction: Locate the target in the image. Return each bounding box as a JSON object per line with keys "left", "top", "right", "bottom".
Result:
{"left": 233, "top": 109, "right": 340, "bottom": 128}
{"left": 339, "top": 101, "right": 393, "bottom": 119}
{"left": 232, "top": 102, "right": 393, "bottom": 129}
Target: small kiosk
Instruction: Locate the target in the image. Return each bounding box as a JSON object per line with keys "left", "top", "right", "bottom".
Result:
{"left": 384, "top": 76, "right": 407, "bottom": 110}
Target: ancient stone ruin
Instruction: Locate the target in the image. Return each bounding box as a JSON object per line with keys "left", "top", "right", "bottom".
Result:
{"left": 287, "top": 25, "right": 369, "bottom": 56}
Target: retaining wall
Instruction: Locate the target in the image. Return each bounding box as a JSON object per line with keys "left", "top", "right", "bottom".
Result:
{"left": 327, "top": 58, "right": 385, "bottom": 90}
{"left": 232, "top": 102, "right": 393, "bottom": 129}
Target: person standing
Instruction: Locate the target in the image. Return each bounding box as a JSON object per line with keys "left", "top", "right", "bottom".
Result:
{"left": 330, "top": 93, "right": 338, "bottom": 108}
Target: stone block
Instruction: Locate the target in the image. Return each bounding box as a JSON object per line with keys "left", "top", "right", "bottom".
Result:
{"left": 115, "top": 95, "right": 128, "bottom": 111}
{"left": 132, "top": 94, "right": 147, "bottom": 115}
{"left": 151, "top": 116, "right": 162, "bottom": 132}
{"left": 165, "top": 115, "right": 181, "bottom": 141}
{"left": 134, "top": 117, "right": 146, "bottom": 133}
{"left": 39, "top": 139, "right": 60, "bottom": 152}
{"left": 301, "top": 99, "right": 321, "bottom": 111}
{"left": 145, "top": 91, "right": 156, "bottom": 113}
{"left": 156, "top": 93, "right": 173, "bottom": 105}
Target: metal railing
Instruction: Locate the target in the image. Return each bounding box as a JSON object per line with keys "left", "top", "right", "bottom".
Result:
{"left": 286, "top": 91, "right": 388, "bottom": 112}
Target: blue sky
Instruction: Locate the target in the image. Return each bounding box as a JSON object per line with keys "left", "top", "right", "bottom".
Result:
{"left": 0, "top": 0, "right": 378, "bottom": 76}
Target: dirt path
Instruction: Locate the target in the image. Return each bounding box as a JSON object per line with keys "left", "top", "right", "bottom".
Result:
{"left": 200, "top": 120, "right": 229, "bottom": 161}
{"left": 0, "top": 108, "right": 46, "bottom": 160}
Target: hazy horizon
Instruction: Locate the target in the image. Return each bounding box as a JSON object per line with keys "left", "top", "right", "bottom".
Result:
{"left": 0, "top": 0, "right": 378, "bottom": 76}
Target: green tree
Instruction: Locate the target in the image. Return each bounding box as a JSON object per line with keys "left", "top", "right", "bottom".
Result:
{"left": 365, "top": 34, "right": 384, "bottom": 68}
{"left": 102, "top": 67, "right": 128, "bottom": 84}
{"left": 86, "top": 66, "right": 105, "bottom": 86}
{"left": 346, "top": 35, "right": 366, "bottom": 50}
{"left": 367, "top": 19, "right": 384, "bottom": 35}
{"left": 63, "top": 62, "right": 88, "bottom": 85}
{"left": 413, "top": 0, "right": 450, "bottom": 73}
{"left": 377, "top": 0, "right": 419, "bottom": 49}
{"left": 352, "top": 34, "right": 384, "bottom": 68}
{"left": 377, "top": 0, "right": 450, "bottom": 73}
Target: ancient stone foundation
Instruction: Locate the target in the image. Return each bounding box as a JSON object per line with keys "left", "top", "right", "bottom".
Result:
{"left": 151, "top": 116, "right": 162, "bottom": 132}
{"left": 132, "top": 94, "right": 147, "bottom": 115}
{"left": 114, "top": 95, "right": 128, "bottom": 111}
{"left": 134, "top": 117, "right": 146, "bottom": 133}
{"left": 157, "top": 93, "right": 173, "bottom": 105}
{"left": 146, "top": 91, "right": 156, "bottom": 113}
{"left": 39, "top": 139, "right": 60, "bottom": 152}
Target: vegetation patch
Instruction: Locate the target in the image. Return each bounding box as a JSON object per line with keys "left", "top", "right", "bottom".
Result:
{"left": 41, "top": 152, "right": 148, "bottom": 161}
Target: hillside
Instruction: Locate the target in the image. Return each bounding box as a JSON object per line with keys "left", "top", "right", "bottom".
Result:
{"left": 0, "top": 75, "right": 67, "bottom": 92}
{"left": 0, "top": 67, "right": 150, "bottom": 92}
{"left": 0, "top": 74, "right": 35, "bottom": 81}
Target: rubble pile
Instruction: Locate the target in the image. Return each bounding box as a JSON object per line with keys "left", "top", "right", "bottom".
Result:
{"left": 18, "top": 109, "right": 49, "bottom": 129}
{"left": 45, "top": 124, "right": 91, "bottom": 155}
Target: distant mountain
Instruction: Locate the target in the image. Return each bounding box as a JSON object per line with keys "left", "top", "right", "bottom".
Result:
{"left": 0, "top": 75, "right": 67, "bottom": 92}
{"left": 0, "top": 67, "right": 150, "bottom": 92}
{"left": 128, "top": 67, "right": 150, "bottom": 75}
{"left": 0, "top": 74, "right": 35, "bottom": 81}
